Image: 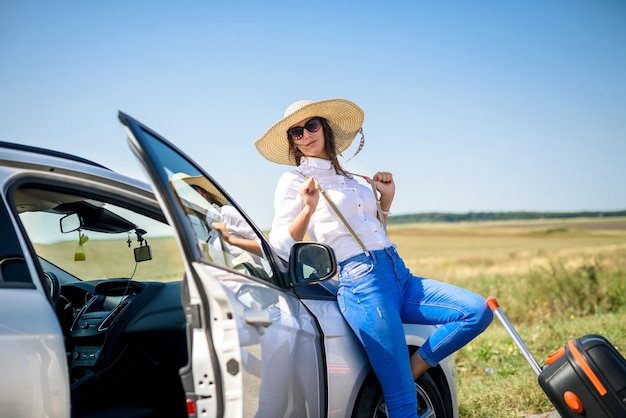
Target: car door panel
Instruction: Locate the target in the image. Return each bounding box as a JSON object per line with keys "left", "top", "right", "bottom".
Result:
{"left": 0, "top": 289, "right": 70, "bottom": 418}
{"left": 0, "top": 187, "right": 70, "bottom": 418}
{"left": 120, "top": 112, "right": 325, "bottom": 417}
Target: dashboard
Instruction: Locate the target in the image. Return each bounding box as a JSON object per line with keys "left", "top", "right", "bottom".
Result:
{"left": 56, "top": 278, "right": 187, "bottom": 383}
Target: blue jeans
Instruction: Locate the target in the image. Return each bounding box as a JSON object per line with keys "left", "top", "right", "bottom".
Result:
{"left": 337, "top": 246, "right": 493, "bottom": 418}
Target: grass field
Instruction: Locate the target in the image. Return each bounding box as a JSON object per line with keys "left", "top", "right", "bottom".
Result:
{"left": 387, "top": 216, "right": 626, "bottom": 417}
{"left": 36, "top": 215, "right": 625, "bottom": 416}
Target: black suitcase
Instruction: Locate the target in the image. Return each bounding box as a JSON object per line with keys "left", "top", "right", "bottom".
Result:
{"left": 487, "top": 296, "right": 626, "bottom": 417}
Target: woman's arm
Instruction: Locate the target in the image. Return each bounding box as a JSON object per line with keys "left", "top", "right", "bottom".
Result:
{"left": 269, "top": 172, "right": 312, "bottom": 260}
{"left": 211, "top": 222, "right": 263, "bottom": 257}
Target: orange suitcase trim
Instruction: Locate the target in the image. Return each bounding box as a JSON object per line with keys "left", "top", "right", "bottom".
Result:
{"left": 567, "top": 339, "right": 607, "bottom": 396}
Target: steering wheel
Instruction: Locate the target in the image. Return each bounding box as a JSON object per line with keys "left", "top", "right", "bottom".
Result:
{"left": 44, "top": 271, "right": 61, "bottom": 305}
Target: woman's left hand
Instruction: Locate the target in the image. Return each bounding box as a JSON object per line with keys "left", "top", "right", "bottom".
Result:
{"left": 371, "top": 171, "right": 395, "bottom": 212}
{"left": 372, "top": 171, "right": 395, "bottom": 197}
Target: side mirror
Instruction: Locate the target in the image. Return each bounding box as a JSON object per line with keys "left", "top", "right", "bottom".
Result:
{"left": 289, "top": 242, "right": 337, "bottom": 285}
{"left": 60, "top": 213, "right": 82, "bottom": 233}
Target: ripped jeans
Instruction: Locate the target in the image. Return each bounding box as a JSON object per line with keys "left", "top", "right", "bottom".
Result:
{"left": 337, "top": 246, "right": 493, "bottom": 418}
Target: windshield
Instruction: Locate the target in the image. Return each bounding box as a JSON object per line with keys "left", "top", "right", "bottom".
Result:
{"left": 16, "top": 188, "right": 184, "bottom": 283}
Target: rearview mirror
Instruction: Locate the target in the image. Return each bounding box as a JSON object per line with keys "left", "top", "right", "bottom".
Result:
{"left": 60, "top": 213, "right": 81, "bottom": 233}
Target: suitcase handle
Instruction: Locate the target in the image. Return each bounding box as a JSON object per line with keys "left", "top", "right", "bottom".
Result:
{"left": 487, "top": 296, "right": 543, "bottom": 376}
{"left": 486, "top": 296, "right": 500, "bottom": 311}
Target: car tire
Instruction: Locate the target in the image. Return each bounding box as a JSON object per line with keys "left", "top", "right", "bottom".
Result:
{"left": 352, "top": 371, "right": 447, "bottom": 418}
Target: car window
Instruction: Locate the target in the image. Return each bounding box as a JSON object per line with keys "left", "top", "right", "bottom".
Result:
{"left": 120, "top": 116, "right": 276, "bottom": 283}
{"left": 168, "top": 171, "right": 274, "bottom": 280}
{"left": 14, "top": 187, "right": 184, "bottom": 283}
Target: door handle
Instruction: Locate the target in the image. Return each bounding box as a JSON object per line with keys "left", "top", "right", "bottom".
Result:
{"left": 243, "top": 308, "right": 272, "bottom": 334}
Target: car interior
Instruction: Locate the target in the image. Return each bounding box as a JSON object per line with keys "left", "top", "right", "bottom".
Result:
{"left": 12, "top": 184, "right": 273, "bottom": 417}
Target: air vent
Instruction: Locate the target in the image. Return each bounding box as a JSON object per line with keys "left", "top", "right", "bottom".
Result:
{"left": 99, "top": 295, "right": 133, "bottom": 331}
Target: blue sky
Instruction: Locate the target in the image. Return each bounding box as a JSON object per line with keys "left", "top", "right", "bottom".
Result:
{"left": 1, "top": 1, "right": 625, "bottom": 229}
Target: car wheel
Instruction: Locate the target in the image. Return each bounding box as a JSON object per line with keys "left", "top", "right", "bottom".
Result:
{"left": 352, "top": 371, "right": 447, "bottom": 418}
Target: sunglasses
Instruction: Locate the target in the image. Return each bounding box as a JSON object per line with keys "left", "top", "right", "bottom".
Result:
{"left": 287, "top": 117, "right": 322, "bottom": 141}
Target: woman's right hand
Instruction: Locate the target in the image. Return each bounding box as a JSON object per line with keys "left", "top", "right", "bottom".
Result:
{"left": 289, "top": 176, "right": 319, "bottom": 241}
{"left": 299, "top": 176, "right": 320, "bottom": 210}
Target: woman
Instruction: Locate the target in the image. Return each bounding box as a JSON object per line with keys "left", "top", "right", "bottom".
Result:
{"left": 254, "top": 98, "right": 493, "bottom": 417}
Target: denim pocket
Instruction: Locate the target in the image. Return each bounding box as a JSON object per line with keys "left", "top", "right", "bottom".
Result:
{"left": 339, "top": 258, "right": 374, "bottom": 282}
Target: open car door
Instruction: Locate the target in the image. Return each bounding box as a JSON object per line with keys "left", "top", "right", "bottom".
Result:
{"left": 119, "top": 113, "right": 243, "bottom": 417}
{"left": 119, "top": 112, "right": 333, "bottom": 418}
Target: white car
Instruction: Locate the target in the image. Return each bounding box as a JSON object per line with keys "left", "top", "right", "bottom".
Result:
{"left": 0, "top": 112, "right": 458, "bottom": 418}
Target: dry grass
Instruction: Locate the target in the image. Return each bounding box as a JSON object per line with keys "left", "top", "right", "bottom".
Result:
{"left": 34, "top": 236, "right": 184, "bottom": 281}
{"left": 387, "top": 217, "right": 626, "bottom": 417}
{"left": 389, "top": 217, "right": 626, "bottom": 281}
{"left": 36, "top": 216, "right": 626, "bottom": 416}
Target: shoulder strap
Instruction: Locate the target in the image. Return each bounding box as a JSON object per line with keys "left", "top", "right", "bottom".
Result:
{"left": 353, "top": 173, "right": 387, "bottom": 231}
{"left": 296, "top": 170, "right": 369, "bottom": 257}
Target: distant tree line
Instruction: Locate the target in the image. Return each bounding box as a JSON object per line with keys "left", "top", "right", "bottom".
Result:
{"left": 387, "top": 210, "right": 626, "bottom": 224}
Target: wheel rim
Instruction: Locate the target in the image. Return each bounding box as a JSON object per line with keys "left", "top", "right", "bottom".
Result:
{"left": 416, "top": 382, "right": 437, "bottom": 418}
{"left": 371, "top": 382, "right": 437, "bottom": 418}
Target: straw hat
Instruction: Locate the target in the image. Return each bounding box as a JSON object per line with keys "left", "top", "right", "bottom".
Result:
{"left": 171, "top": 172, "right": 228, "bottom": 206}
{"left": 254, "top": 98, "right": 364, "bottom": 165}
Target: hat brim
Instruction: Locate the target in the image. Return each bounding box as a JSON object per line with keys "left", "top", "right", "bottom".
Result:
{"left": 254, "top": 98, "right": 364, "bottom": 166}
{"left": 171, "top": 173, "right": 228, "bottom": 206}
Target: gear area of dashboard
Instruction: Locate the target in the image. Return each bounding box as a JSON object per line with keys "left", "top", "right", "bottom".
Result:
{"left": 53, "top": 276, "right": 188, "bottom": 416}
{"left": 61, "top": 279, "right": 146, "bottom": 381}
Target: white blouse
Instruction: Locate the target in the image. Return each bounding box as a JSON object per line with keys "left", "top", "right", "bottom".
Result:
{"left": 269, "top": 157, "right": 392, "bottom": 263}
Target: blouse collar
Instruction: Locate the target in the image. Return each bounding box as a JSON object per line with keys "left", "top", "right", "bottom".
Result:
{"left": 300, "top": 157, "right": 333, "bottom": 170}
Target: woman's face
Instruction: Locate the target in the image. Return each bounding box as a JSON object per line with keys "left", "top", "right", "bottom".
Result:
{"left": 287, "top": 117, "right": 329, "bottom": 159}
